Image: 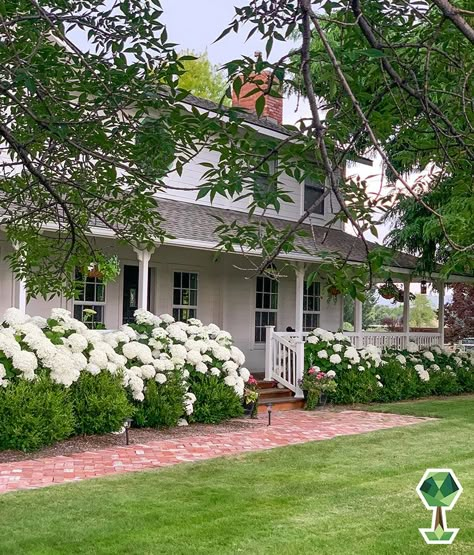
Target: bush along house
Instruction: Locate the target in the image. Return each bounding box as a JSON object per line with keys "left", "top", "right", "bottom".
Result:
{"left": 2, "top": 74, "right": 470, "bottom": 409}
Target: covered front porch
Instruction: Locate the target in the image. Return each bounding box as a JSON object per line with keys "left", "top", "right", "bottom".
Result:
{"left": 264, "top": 268, "right": 452, "bottom": 398}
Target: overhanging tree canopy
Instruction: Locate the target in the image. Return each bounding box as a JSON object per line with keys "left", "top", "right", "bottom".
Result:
{"left": 0, "top": 1, "right": 473, "bottom": 299}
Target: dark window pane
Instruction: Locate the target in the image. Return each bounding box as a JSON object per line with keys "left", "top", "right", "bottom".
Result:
{"left": 190, "top": 273, "right": 198, "bottom": 289}
{"left": 304, "top": 183, "right": 325, "bottom": 215}
{"left": 182, "top": 290, "right": 190, "bottom": 306}
{"left": 263, "top": 294, "right": 270, "bottom": 309}
{"left": 182, "top": 273, "right": 189, "bottom": 288}
{"left": 271, "top": 280, "right": 278, "bottom": 294}
{"left": 172, "top": 308, "right": 179, "bottom": 320}
{"left": 271, "top": 294, "right": 278, "bottom": 310}
{"left": 96, "top": 284, "right": 105, "bottom": 303}
{"left": 256, "top": 276, "right": 263, "bottom": 293}
{"left": 73, "top": 305, "right": 82, "bottom": 320}
{"left": 173, "top": 289, "right": 180, "bottom": 305}
{"left": 256, "top": 292, "right": 263, "bottom": 309}
{"left": 174, "top": 273, "right": 181, "bottom": 288}
{"left": 85, "top": 283, "right": 95, "bottom": 301}
{"left": 190, "top": 290, "right": 197, "bottom": 306}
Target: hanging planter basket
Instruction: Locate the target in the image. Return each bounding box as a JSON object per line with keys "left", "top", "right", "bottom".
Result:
{"left": 87, "top": 267, "right": 104, "bottom": 279}
{"left": 378, "top": 278, "right": 399, "bottom": 300}
{"left": 328, "top": 286, "right": 341, "bottom": 297}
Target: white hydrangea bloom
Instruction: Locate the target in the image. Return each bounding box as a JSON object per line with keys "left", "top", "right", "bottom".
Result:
{"left": 159, "top": 313, "right": 175, "bottom": 324}
{"left": 423, "top": 351, "right": 435, "bottom": 362}
{"left": 318, "top": 350, "right": 328, "bottom": 359}
{"left": 329, "top": 354, "right": 341, "bottom": 365}
{"left": 396, "top": 354, "right": 406, "bottom": 365}
{"left": 195, "top": 362, "right": 208, "bottom": 374}
{"left": 239, "top": 367, "right": 251, "bottom": 382}
{"left": 327, "top": 370, "right": 336, "bottom": 378}
{"left": 230, "top": 345, "right": 246, "bottom": 366}
{"left": 212, "top": 345, "right": 231, "bottom": 361}
{"left": 406, "top": 342, "right": 419, "bottom": 353}
{"left": 333, "top": 344, "right": 343, "bottom": 353}
{"left": 187, "top": 350, "right": 203, "bottom": 365}
{"left": 155, "top": 373, "right": 167, "bottom": 384}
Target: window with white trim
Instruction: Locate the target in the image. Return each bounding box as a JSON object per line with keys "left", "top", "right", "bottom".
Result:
{"left": 255, "top": 275, "right": 278, "bottom": 343}
{"left": 173, "top": 272, "right": 198, "bottom": 321}
{"left": 73, "top": 269, "right": 106, "bottom": 328}
{"left": 254, "top": 157, "right": 278, "bottom": 203}
{"left": 303, "top": 280, "right": 321, "bottom": 332}
{"left": 304, "top": 178, "right": 325, "bottom": 215}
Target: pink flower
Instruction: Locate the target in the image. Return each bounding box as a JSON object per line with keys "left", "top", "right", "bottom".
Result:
{"left": 308, "top": 367, "right": 316, "bottom": 374}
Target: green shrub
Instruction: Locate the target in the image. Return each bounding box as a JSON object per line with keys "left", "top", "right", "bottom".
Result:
{"left": 428, "top": 369, "right": 462, "bottom": 396}
{"left": 71, "top": 371, "right": 133, "bottom": 435}
{"left": 330, "top": 367, "right": 380, "bottom": 405}
{"left": 189, "top": 373, "right": 243, "bottom": 424}
{"left": 134, "top": 371, "right": 186, "bottom": 428}
{"left": 377, "top": 360, "right": 425, "bottom": 402}
{"left": 456, "top": 367, "right": 474, "bottom": 392}
{"left": 0, "top": 377, "right": 74, "bottom": 451}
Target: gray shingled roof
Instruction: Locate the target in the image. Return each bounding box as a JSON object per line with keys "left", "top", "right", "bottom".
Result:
{"left": 157, "top": 198, "right": 419, "bottom": 271}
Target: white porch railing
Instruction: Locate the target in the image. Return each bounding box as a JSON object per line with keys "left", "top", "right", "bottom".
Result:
{"left": 264, "top": 327, "right": 305, "bottom": 398}
{"left": 344, "top": 332, "right": 441, "bottom": 350}
{"left": 265, "top": 327, "right": 442, "bottom": 393}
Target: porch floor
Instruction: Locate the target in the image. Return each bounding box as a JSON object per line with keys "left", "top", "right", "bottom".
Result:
{"left": 0, "top": 410, "right": 431, "bottom": 495}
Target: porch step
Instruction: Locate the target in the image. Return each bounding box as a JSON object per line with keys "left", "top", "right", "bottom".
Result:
{"left": 255, "top": 380, "right": 304, "bottom": 412}
{"left": 257, "top": 397, "right": 305, "bottom": 413}
{"left": 258, "top": 386, "right": 293, "bottom": 400}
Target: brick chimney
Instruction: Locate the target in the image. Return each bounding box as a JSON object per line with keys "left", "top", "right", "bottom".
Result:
{"left": 231, "top": 56, "right": 283, "bottom": 124}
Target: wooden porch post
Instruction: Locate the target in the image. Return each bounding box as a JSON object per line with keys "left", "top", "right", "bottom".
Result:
{"left": 403, "top": 278, "right": 411, "bottom": 348}
{"left": 264, "top": 325, "right": 275, "bottom": 381}
{"left": 295, "top": 263, "right": 305, "bottom": 337}
{"left": 134, "top": 247, "right": 155, "bottom": 310}
{"left": 438, "top": 281, "right": 445, "bottom": 347}
{"left": 354, "top": 298, "right": 363, "bottom": 348}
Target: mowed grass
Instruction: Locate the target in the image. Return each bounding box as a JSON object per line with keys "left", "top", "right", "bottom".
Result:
{"left": 0, "top": 396, "right": 473, "bottom": 555}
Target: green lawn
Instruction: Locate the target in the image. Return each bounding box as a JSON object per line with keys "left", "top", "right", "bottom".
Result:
{"left": 1, "top": 396, "right": 473, "bottom": 555}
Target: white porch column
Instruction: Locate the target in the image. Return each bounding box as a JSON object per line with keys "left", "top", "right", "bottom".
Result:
{"left": 295, "top": 263, "right": 306, "bottom": 337}
{"left": 133, "top": 247, "right": 155, "bottom": 310}
{"left": 264, "top": 325, "right": 275, "bottom": 381}
{"left": 438, "top": 281, "right": 445, "bottom": 347}
{"left": 17, "top": 280, "right": 27, "bottom": 313}
{"left": 354, "top": 298, "right": 363, "bottom": 348}
{"left": 12, "top": 242, "right": 27, "bottom": 312}
{"left": 295, "top": 340, "right": 305, "bottom": 399}
{"left": 402, "top": 279, "right": 411, "bottom": 348}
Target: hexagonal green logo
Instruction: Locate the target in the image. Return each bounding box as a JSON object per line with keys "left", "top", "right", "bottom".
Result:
{"left": 417, "top": 469, "right": 462, "bottom": 544}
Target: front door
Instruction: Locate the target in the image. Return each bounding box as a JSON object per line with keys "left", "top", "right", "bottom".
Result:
{"left": 122, "top": 265, "right": 152, "bottom": 324}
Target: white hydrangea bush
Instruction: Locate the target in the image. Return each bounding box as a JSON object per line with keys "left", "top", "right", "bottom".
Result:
{"left": 0, "top": 307, "right": 252, "bottom": 423}
{"left": 304, "top": 327, "right": 474, "bottom": 404}
{"left": 124, "top": 309, "right": 251, "bottom": 402}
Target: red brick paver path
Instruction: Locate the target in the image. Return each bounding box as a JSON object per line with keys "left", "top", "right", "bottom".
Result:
{"left": 0, "top": 410, "right": 430, "bottom": 494}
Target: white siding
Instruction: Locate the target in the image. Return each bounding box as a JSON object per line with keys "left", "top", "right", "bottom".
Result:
{"left": 159, "top": 146, "right": 344, "bottom": 229}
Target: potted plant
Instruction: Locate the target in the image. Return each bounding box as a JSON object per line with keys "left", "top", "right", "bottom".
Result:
{"left": 243, "top": 375, "right": 259, "bottom": 418}
{"left": 300, "top": 367, "right": 337, "bottom": 410}
{"left": 378, "top": 278, "right": 400, "bottom": 300}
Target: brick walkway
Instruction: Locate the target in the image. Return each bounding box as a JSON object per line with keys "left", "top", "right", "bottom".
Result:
{"left": 0, "top": 410, "right": 430, "bottom": 494}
